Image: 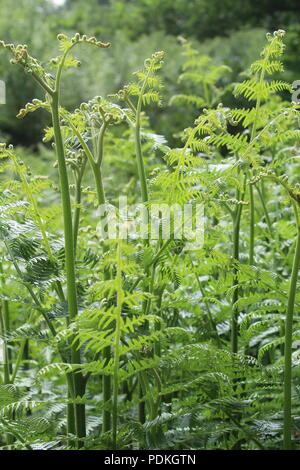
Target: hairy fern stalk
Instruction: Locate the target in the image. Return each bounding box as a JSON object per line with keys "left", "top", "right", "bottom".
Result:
{"left": 0, "top": 29, "right": 300, "bottom": 451}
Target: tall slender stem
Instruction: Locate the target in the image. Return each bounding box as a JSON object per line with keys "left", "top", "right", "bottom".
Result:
{"left": 230, "top": 171, "right": 246, "bottom": 353}
{"left": 283, "top": 202, "right": 300, "bottom": 449}
{"left": 0, "top": 301, "right": 10, "bottom": 384}
{"left": 249, "top": 184, "right": 254, "bottom": 265}
{"left": 112, "top": 241, "right": 123, "bottom": 449}
{"left": 73, "top": 159, "right": 87, "bottom": 253}
{"left": 231, "top": 203, "right": 242, "bottom": 353}
{"left": 134, "top": 81, "right": 149, "bottom": 204}
{"left": 51, "top": 92, "right": 85, "bottom": 444}
{"left": 67, "top": 117, "right": 113, "bottom": 434}
{"left": 0, "top": 263, "right": 10, "bottom": 384}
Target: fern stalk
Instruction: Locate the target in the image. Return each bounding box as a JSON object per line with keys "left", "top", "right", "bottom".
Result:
{"left": 230, "top": 174, "right": 246, "bottom": 353}
{"left": 0, "top": 262, "right": 10, "bottom": 385}
{"left": 51, "top": 90, "right": 86, "bottom": 444}
{"left": 249, "top": 184, "right": 255, "bottom": 265}
{"left": 73, "top": 158, "right": 87, "bottom": 253}
{"left": 112, "top": 241, "right": 123, "bottom": 449}
{"left": 283, "top": 201, "right": 300, "bottom": 449}
{"left": 0, "top": 264, "right": 13, "bottom": 446}
{"left": 0, "top": 303, "right": 10, "bottom": 384}
{"left": 134, "top": 76, "right": 150, "bottom": 203}
{"left": 65, "top": 113, "right": 113, "bottom": 433}
{"left": 66, "top": 111, "right": 114, "bottom": 433}
{"left": 231, "top": 205, "right": 241, "bottom": 353}
{"left": 133, "top": 76, "right": 152, "bottom": 423}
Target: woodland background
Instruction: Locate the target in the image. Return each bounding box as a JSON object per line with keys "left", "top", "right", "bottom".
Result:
{"left": 1, "top": 0, "right": 300, "bottom": 152}
{"left": 1, "top": 0, "right": 300, "bottom": 451}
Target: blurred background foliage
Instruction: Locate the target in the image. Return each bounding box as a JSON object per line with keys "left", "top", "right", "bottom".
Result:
{"left": 0, "top": 0, "right": 300, "bottom": 148}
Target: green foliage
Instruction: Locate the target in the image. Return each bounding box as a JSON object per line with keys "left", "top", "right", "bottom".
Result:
{"left": 1, "top": 27, "right": 300, "bottom": 452}
{"left": 2, "top": 0, "right": 300, "bottom": 149}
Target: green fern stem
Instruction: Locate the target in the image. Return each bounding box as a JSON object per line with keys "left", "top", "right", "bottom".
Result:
{"left": 0, "top": 302, "right": 10, "bottom": 384}
{"left": 283, "top": 201, "right": 300, "bottom": 449}
{"left": 10, "top": 339, "right": 26, "bottom": 383}
{"left": 139, "top": 370, "right": 156, "bottom": 420}
{"left": 255, "top": 182, "right": 286, "bottom": 271}
{"left": 231, "top": 201, "right": 243, "bottom": 353}
{"left": 230, "top": 168, "right": 246, "bottom": 353}
{"left": 67, "top": 118, "right": 113, "bottom": 434}
{"left": 154, "top": 285, "right": 164, "bottom": 357}
{"left": 73, "top": 159, "right": 87, "bottom": 253}
{"left": 249, "top": 184, "right": 255, "bottom": 265}
{"left": 51, "top": 92, "right": 86, "bottom": 444}
{"left": 112, "top": 240, "right": 123, "bottom": 449}
{"left": 255, "top": 183, "right": 273, "bottom": 237}
{"left": 251, "top": 173, "right": 299, "bottom": 449}
{"left": 134, "top": 78, "right": 154, "bottom": 422}
{"left": 135, "top": 80, "right": 149, "bottom": 204}
{"left": 0, "top": 263, "right": 10, "bottom": 384}
{"left": 66, "top": 116, "right": 113, "bottom": 434}
{"left": 1, "top": 264, "right": 24, "bottom": 445}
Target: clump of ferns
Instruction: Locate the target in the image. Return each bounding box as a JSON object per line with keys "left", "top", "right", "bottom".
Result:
{"left": 0, "top": 32, "right": 113, "bottom": 445}
{"left": 0, "top": 386, "right": 93, "bottom": 450}
{"left": 2, "top": 28, "right": 300, "bottom": 451}
{"left": 150, "top": 46, "right": 298, "bottom": 444}
{"left": 150, "top": 105, "right": 234, "bottom": 212}
{"left": 129, "top": 344, "right": 281, "bottom": 450}
{"left": 0, "top": 144, "right": 66, "bottom": 290}
{"left": 50, "top": 239, "right": 165, "bottom": 446}
{"left": 236, "top": 169, "right": 300, "bottom": 449}
{"left": 170, "top": 36, "right": 231, "bottom": 112}
{"left": 109, "top": 51, "right": 165, "bottom": 203}
{"left": 168, "top": 31, "right": 300, "bottom": 360}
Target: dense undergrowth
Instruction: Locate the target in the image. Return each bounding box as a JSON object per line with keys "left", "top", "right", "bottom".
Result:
{"left": 0, "top": 29, "right": 300, "bottom": 450}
